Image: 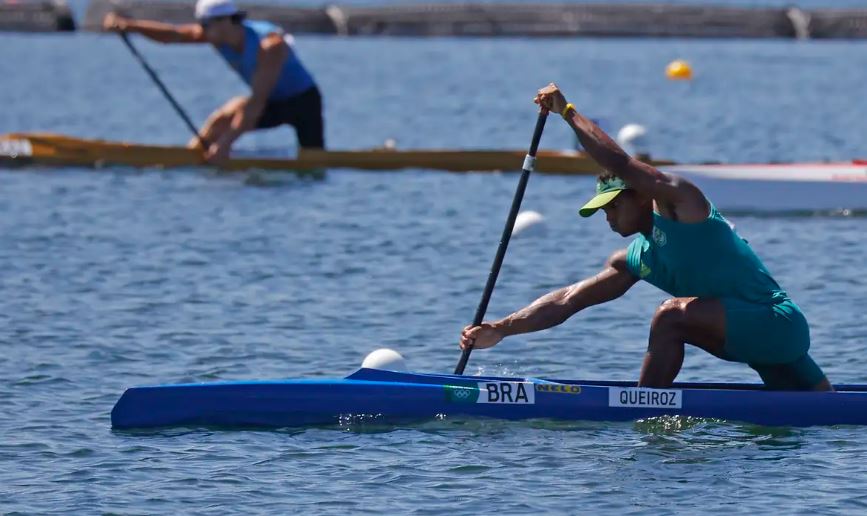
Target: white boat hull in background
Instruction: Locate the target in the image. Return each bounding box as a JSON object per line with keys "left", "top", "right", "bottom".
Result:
{"left": 663, "top": 162, "right": 867, "bottom": 212}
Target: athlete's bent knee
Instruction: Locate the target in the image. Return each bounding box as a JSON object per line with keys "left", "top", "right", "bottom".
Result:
{"left": 651, "top": 299, "right": 687, "bottom": 331}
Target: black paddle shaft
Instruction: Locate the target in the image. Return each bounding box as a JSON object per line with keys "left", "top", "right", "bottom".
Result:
{"left": 454, "top": 111, "right": 548, "bottom": 375}
{"left": 118, "top": 32, "right": 210, "bottom": 149}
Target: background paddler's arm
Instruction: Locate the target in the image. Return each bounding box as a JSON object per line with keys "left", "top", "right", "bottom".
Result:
{"left": 219, "top": 33, "right": 288, "bottom": 146}
{"left": 494, "top": 249, "right": 637, "bottom": 337}
{"left": 112, "top": 16, "right": 205, "bottom": 44}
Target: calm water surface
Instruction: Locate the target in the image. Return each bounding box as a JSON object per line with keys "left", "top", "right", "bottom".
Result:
{"left": 1, "top": 26, "right": 866, "bottom": 514}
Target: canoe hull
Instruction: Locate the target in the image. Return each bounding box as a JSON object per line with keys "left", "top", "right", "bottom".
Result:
{"left": 0, "top": 132, "right": 624, "bottom": 174}
{"left": 666, "top": 162, "right": 867, "bottom": 212}
{"left": 6, "top": 132, "right": 864, "bottom": 211}
{"left": 110, "top": 368, "right": 867, "bottom": 429}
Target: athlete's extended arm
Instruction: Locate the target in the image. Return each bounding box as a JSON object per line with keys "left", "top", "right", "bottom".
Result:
{"left": 459, "top": 249, "right": 638, "bottom": 350}
{"left": 222, "top": 33, "right": 287, "bottom": 140}
{"left": 103, "top": 13, "right": 205, "bottom": 43}
{"left": 534, "top": 83, "right": 708, "bottom": 222}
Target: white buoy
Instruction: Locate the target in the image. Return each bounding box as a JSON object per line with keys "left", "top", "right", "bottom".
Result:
{"left": 616, "top": 124, "right": 649, "bottom": 156}
{"left": 513, "top": 210, "right": 546, "bottom": 236}
{"left": 361, "top": 348, "right": 407, "bottom": 371}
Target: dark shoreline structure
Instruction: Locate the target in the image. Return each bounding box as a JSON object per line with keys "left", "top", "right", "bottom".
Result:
{"left": 82, "top": 1, "right": 867, "bottom": 39}
{"left": 0, "top": 0, "right": 75, "bottom": 32}
{"left": 5, "top": 0, "right": 867, "bottom": 38}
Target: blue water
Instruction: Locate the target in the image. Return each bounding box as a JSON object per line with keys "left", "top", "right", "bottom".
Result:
{"left": 2, "top": 27, "right": 867, "bottom": 514}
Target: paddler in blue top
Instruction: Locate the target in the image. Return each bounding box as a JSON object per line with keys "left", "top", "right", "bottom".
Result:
{"left": 103, "top": 0, "right": 324, "bottom": 164}
{"left": 460, "top": 83, "right": 833, "bottom": 391}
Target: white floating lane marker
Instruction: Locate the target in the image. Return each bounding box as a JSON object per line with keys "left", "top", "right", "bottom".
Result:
{"left": 513, "top": 210, "right": 546, "bottom": 237}
{"left": 616, "top": 123, "right": 649, "bottom": 157}
{"left": 361, "top": 348, "right": 408, "bottom": 371}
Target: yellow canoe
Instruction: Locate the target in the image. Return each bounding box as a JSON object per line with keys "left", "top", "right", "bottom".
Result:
{"left": 0, "top": 132, "right": 674, "bottom": 174}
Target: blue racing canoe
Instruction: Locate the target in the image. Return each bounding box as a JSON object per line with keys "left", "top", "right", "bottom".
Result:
{"left": 110, "top": 368, "right": 867, "bottom": 429}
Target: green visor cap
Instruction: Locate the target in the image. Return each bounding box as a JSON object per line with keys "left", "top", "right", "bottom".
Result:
{"left": 578, "top": 176, "right": 628, "bottom": 217}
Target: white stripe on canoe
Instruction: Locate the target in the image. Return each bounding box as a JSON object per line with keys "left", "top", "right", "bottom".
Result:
{"left": 664, "top": 162, "right": 867, "bottom": 182}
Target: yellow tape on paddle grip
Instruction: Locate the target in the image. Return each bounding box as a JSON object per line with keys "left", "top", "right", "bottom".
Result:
{"left": 561, "top": 103, "right": 575, "bottom": 119}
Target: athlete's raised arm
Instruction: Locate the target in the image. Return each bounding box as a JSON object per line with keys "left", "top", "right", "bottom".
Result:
{"left": 534, "top": 83, "right": 708, "bottom": 222}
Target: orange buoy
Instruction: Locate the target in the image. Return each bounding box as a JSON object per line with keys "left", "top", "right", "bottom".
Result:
{"left": 665, "top": 59, "right": 693, "bottom": 80}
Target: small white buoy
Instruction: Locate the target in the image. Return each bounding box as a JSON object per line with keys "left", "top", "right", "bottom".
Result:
{"left": 616, "top": 124, "right": 649, "bottom": 156}
{"left": 513, "top": 210, "right": 546, "bottom": 236}
{"left": 616, "top": 124, "right": 647, "bottom": 147}
{"left": 361, "top": 348, "right": 407, "bottom": 371}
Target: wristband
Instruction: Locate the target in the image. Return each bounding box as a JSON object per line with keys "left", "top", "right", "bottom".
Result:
{"left": 561, "top": 103, "right": 575, "bottom": 118}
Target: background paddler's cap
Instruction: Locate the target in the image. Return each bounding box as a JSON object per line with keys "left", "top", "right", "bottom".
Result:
{"left": 195, "top": 0, "right": 242, "bottom": 21}
{"left": 579, "top": 176, "right": 628, "bottom": 217}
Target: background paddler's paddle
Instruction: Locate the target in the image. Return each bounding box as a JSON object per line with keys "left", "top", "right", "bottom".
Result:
{"left": 454, "top": 109, "right": 548, "bottom": 375}
{"left": 118, "top": 31, "right": 210, "bottom": 149}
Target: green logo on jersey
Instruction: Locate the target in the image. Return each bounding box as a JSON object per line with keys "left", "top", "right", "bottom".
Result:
{"left": 640, "top": 261, "right": 652, "bottom": 278}
{"left": 652, "top": 227, "right": 668, "bottom": 247}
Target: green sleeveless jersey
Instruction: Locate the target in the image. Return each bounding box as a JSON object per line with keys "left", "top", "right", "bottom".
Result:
{"left": 625, "top": 204, "right": 786, "bottom": 304}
